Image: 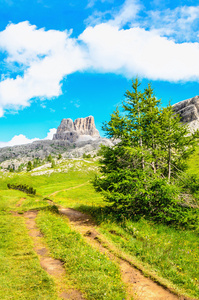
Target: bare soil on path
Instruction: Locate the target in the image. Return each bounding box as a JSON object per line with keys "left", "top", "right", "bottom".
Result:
{"left": 57, "top": 206, "right": 193, "bottom": 300}
{"left": 23, "top": 210, "right": 85, "bottom": 300}
{"left": 16, "top": 197, "right": 26, "bottom": 207}
{"left": 11, "top": 194, "right": 195, "bottom": 300}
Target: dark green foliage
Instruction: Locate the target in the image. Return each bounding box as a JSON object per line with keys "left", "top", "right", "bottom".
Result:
{"left": 47, "top": 154, "right": 52, "bottom": 162}
{"left": 58, "top": 153, "right": 62, "bottom": 160}
{"left": 83, "top": 153, "right": 91, "bottom": 159}
{"left": 17, "top": 163, "right": 25, "bottom": 172}
{"left": 51, "top": 160, "right": 55, "bottom": 168}
{"left": 93, "top": 79, "right": 199, "bottom": 228}
{"left": 33, "top": 158, "right": 41, "bottom": 168}
{"left": 7, "top": 183, "right": 36, "bottom": 195}
{"left": 27, "top": 161, "right": 33, "bottom": 171}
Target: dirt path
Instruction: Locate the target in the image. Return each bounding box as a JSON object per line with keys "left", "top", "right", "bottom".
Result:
{"left": 48, "top": 182, "right": 89, "bottom": 197}
{"left": 12, "top": 189, "right": 194, "bottom": 300}
{"left": 58, "top": 206, "right": 191, "bottom": 300}
{"left": 23, "top": 210, "right": 85, "bottom": 300}
{"left": 16, "top": 197, "right": 26, "bottom": 207}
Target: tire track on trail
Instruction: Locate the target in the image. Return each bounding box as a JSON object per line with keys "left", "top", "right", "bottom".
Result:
{"left": 23, "top": 210, "right": 85, "bottom": 300}
{"left": 54, "top": 204, "right": 193, "bottom": 300}
{"left": 12, "top": 198, "right": 85, "bottom": 300}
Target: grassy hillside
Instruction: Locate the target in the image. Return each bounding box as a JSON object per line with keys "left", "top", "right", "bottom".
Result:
{"left": 0, "top": 155, "right": 198, "bottom": 299}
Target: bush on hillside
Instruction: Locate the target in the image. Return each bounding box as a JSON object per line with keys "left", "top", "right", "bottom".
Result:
{"left": 7, "top": 183, "right": 36, "bottom": 195}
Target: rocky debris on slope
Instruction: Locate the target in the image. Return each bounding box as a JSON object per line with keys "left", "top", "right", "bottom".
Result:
{"left": 173, "top": 96, "right": 199, "bottom": 132}
{"left": 0, "top": 137, "right": 114, "bottom": 170}
{"left": 65, "top": 138, "right": 114, "bottom": 158}
{"left": 0, "top": 140, "right": 71, "bottom": 165}
{"left": 53, "top": 116, "right": 100, "bottom": 143}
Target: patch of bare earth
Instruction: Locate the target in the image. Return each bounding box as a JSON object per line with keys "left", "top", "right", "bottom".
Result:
{"left": 23, "top": 210, "right": 85, "bottom": 300}
{"left": 58, "top": 207, "right": 192, "bottom": 300}
{"left": 16, "top": 197, "right": 26, "bottom": 207}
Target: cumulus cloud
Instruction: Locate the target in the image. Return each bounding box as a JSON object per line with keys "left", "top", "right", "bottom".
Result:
{"left": 79, "top": 23, "right": 199, "bottom": 81}
{"left": 44, "top": 128, "right": 57, "bottom": 140}
{"left": 0, "top": 1, "right": 199, "bottom": 117}
{"left": 0, "top": 21, "right": 88, "bottom": 113}
{"left": 0, "top": 128, "right": 57, "bottom": 148}
{"left": 0, "top": 106, "right": 3, "bottom": 117}
{"left": 0, "top": 134, "right": 39, "bottom": 148}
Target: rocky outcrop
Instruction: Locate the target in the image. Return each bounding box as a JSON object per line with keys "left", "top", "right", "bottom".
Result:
{"left": 0, "top": 137, "right": 115, "bottom": 170}
{"left": 0, "top": 116, "right": 114, "bottom": 169}
{"left": 0, "top": 140, "right": 71, "bottom": 164}
{"left": 173, "top": 96, "right": 199, "bottom": 132}
{"left": 53, "top": 116, "right": 100, "bottom": 143}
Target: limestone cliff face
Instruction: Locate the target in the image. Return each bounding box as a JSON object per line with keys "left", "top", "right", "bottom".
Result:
{"left": 53, "top": 116, "right": 100, "bottom": 143}
{"left": 173, "top": 96, "right": 199, "bottom": 132}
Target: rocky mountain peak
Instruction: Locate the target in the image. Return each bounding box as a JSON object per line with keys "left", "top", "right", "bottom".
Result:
{"left": 173, "top": 96, "right": 199, "bottom": 132}
{"left": 53, "top": 116, "right": 100, "bottom": 143}
{"left": 59, "top": 118, "right": 74, "bottom": 131}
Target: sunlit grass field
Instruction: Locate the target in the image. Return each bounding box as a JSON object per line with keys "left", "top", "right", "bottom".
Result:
{"left": 37, "top": 210, "right": 126, "bottom": 300}
{"left": 0, "top": 190, "right": 57, "bottom": 299}
{"left": 0, "top": 154, "right": 199, "bottom": 299}
{"left": 0, "top": 160, "right": 126, "bottom": 299}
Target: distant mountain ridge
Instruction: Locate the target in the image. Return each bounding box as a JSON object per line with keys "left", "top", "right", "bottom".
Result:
{"left": 1, "top": 97, "right": 199, "bottom": 170}
{"left": 0, "top": 116, "right": 113, "bottom": 170}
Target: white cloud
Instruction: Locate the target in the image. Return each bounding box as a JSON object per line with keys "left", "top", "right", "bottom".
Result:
{"left": 0, "top": 21, "right": 88, "bottom": 113}
{"left": 0, "top": 134, "right": 39, "bottom": 148}
{"left": 86, "top": 1, "right": 199, "bottom": 42}
{"left": 0, "top": 3, "right": 199, "bottom": 118}
{"left": 109, "top": 0, "right": 142, "bottom": 28}
{"left": 86, "top": 0, "right": 141, "bottom": 27}
{"left": 87, "top": 0, "right": 97, "bottom": 8}
{"left": 44, "top": 128, "right": 57, "bottom": 140}
{"left": 0, "top": 128, "right": 57, "bottom": 148}
{"left": 0, "top": 106, "right": 3, "bottom": 117}
{"left": 145, "top": 5, "right": 199, "bottom": 42}
{"left": 79, "top": 23, "right": 199, "bottom": 81}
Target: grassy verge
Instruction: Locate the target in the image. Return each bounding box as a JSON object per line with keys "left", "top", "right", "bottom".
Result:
{"left": 78, "top": 205, "right": 199, "bottom": 299}
{"left": 1, "top": 159, "right": 98, "bottom": 197}
{"left": 36, "top": 210, "right": 126, "bottom": 300}
{"left": 50, "top": 183, "right": 105, "bottom": 208}
{"left": 0, "top": 212, "right": 57, "bottom": 299}
{"left": 38, "top": 165, "right": 199, "bottom": 299}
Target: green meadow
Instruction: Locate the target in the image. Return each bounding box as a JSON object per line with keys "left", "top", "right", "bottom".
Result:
{"left": 0, "top": 155, "right": 198, "bottom": 299}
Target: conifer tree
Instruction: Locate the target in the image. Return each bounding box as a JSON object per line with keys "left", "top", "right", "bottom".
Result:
{"left": 93, "top": 79, "right": 198, "bottom": 224}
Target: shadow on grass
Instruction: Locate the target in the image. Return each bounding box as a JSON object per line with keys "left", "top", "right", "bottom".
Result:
{"left": 75, "top": 203, "right": 199, "bottom": 234}
{"left": 75, "top": 204, "right": 129, "bottom": 225}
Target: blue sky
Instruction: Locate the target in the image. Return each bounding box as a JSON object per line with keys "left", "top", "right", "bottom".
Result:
{"left": 0, "top": 0, "right": 199, "bottom": 146}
